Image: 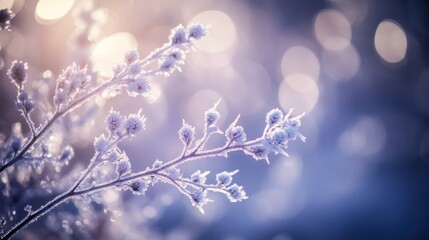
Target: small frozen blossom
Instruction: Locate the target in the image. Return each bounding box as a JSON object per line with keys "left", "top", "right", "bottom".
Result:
{"left": 165, "top": 167, "right": 181, "bottom": 180}
{"left": 20, "top": 98, "right": 35, "bottom": 113}
{"left": 105, "top": 110, "right": 123, "bottom": 134}
{"left": 284, "top": 125, "right": 298, "bottom": 140}
{"left": 124, "top": 111, "right": 146, "bottom": 135}
{"left": 69, "top": 68, "right": 90, "bottom": 90}
{"left": 116, "top": 159, "right": 131, "bottom": 176}
{"left": 8, "top": 60, "right": 28, "bottom": 87}
{"left": 11, "top": 138, "right": 21, "bottom": 153}
{"left": 266, "top": 108, "right": 283, "bottom": 126}
{"left": 269, "top": 128, "right": 287, "bottom": 146}
{"left": 216, "top": 170, "right": 238, "bottom": 186}
{"left": 178, "top": 120, "right": 195, "bottom": 146}
{"left": 227, "top": 126, "right": 246, "bottom": 143}
{"left": 227, "top": 184, "right": 248, "bottom": 202}
{"left": 205, "top": 100, "right": 221, "bottom": 127}
{"left": 169, "top": 24, "right": 187, "bottom": 45}
{"left": 287, "top": 117, "right": 302, "bottom": 128}
{"left": 187, "top": 23, "right": 207, "bottom": 40}
{"left": 190, "top": 190, "right": 209, "bottom": 212}
{"left": 245, "top": 144, "right": 269, "bottom": 161}
{"left": 225, "top": 116, "right": 246, "bottom": 143}
{"left": 107, "top": 150, "right": 120, "bottom": 162}
{"left": 113, "top": 64, "right": 125, "bottom": 75}
{"left": 128, "top": 61, "right": 142, "bottom": 75}
{"left": 160, "top": 56, "right": 176, "bottom": 72}
{"left": 129, "top": 180, "right": 148, "bottom": 195}
{"left": 169, "top": 50, "right": 185, "bottom": 62}
{"left": 60, "top": 145, "right": 74, "bottom": 162}
{"left": 152, "top": 159, "right": 163, "bottom": 169}
{"left": 94, "top": 134, "right": 109, "bottom": 153}
{"left": 127, "top": 77, "right": 151, "bottom": 97}
{"left": 124, "top": 50, "right": 139, "bottom": 64}
{"left": 190, "top": 170, "right": 210, "bottom": 184}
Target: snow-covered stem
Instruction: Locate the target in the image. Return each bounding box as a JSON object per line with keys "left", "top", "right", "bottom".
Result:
{"left": 0, "top": 23, "right": 207, "bottom": 174}
{"left": 2, "top": 100, "right": 305, "bottom": 238}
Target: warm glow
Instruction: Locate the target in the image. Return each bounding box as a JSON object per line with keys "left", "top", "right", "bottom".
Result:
{"left": 0, "top": 0, "right": 14, "bottom": 9}
{"left": 374, "top": 20, "right": 407, "bottom": 63}
{"left": 35, "top": 0, "right": 75, "bottom": 24}
{"left": 189, "top": 10, "right": 236, "bottom": 52}
{"left": 91, "top": 32, "right": 137, "bottom": 77}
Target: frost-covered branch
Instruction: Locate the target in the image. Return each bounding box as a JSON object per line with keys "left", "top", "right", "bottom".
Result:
{"left": 2, "top": 101, "right": 305, "bottom": 239}
{"left": 0, "top": 23, "right": 207, "bottom": 175}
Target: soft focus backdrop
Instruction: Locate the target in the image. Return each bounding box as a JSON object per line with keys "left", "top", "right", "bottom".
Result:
{"left": 1, "top": 0, "right": 429, "bottom": 239}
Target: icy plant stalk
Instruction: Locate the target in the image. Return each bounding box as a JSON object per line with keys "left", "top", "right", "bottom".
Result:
{"left": 0, "top": 23, "right": 207, "bottom": 174}
{"left": 2, "top": 100, "right": 304, "bottom": 239}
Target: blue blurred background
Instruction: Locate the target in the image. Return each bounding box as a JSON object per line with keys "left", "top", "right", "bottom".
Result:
{"left": 1, "top": 0, "right": 429, "bottom": 239}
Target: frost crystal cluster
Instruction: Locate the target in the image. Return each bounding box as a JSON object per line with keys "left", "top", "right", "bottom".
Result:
{"left": 0, "top": 3, "right": 305, "bottom": 240}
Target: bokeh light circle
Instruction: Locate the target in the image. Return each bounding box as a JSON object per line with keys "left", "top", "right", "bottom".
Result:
{"left": 314, "top": 9, "right": 351, "bottom": 50}
{"left": 278, "top": 73, "right": 319, "bottom": 113}
{"left": 374, "top": 20, "right": 407, "bottom": 63}
{"left": 281, "top": 46, "right": 320, "bottom": 80}
{"left": 35, "top": 0, "right": 75, "bottom": 24}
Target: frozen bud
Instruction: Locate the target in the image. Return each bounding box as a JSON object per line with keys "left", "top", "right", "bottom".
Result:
{"left": 11, "top": 138, "right": 21, "bottom": 152}
{"left": 169, "top": 50, "right": 185, "bottom": 61}
{"left": 23, "top": 99, "right": 35, "bottom": 113}
{"left": 225, "top": 116, "right": 246, "bottom": 143}
{"left": 187, "top": 23, "right": 207, "bottom": 40}
{"left": 8, "top": 60, "right": 28, "bottom": 87}
{"left": 178, "top": 120, "right": 195, "bottom": 146}
{"left": 190, "top": 190, "right": 209, "bottom": 211}
{"left": 191, "top": 170, "right": 210, "bottom": 184}
{"left": 69, "top": 68, "right": 90, "bottom": 89}
{"left": 205, "top": 108, "right": 220, "bottom": 127}
{"left": 169, "top": 24, "right": 187, "bottom": 45}
{"left": 284, "top": 125, "right": 298, "bottom": 140}
{"left": 127, "top": 77, "right": 151, "bottom": 96}
{"left": 94, "top": 134, "right": 109, "bottom": 153}
{"left": 105, "top": 110, "right": 123, "bottom": 134}
{"left": 166, "top": 167, "right": 181, "bottom": 180}
{"left": 246, "top": 144, "right": 269, "bottom": 161}
{"left": 113, "top": 64, "right": 125, "bottom": 75}
{"left": 160, "top": 56, "right": 176, "bottom": 72}
{"left": 129, "top": 180, "right": 148, "bottom": 195}
{"left": 0, "top": 8, "right": 14, "bottom": 31}
{"left": 128, "top": 61, "right": 142, "bottom": 75}
{"left": 152, "top": 159, "right": 163, "bottom": 169}
{"left": 287, "top": 118, "right": 301, "bottom": 128}
{"left": 124, "top": 50, "right": 139, "bottom": 64}
{"left": 53, "top": 91, "right": 67, "bottom": 106}
{"left": 107, "top": 150, "right": 120, "bottom": 162}
{"left": 18, "top": 91, "right": 28, "bottom": 102}
{"left": 60, "top": 145, "right": 74, "bottom": 162}
{"left": 269, "top": 128, "right": 287, "bottom": 146}
{"left": 227, "top": 184, "right": 248, "bottom": 202}
{"left": 216, "top": 170, "right": 238, "bottom": 186}
{"left": 227, "top": 126, "right": 246, "bottom": 143}
{"left": 266, "top": 108, "right": 283, "bottom": 126}
{"left": 124, "top": 111, "right": 145, "bottom": 135}
{"left": 116, "top": 159, "right": 131, "bottom": 176}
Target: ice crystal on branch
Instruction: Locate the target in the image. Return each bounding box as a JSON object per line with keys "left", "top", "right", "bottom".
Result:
{"left": 8, "top": 61, "right": 28, "bottom": 88}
